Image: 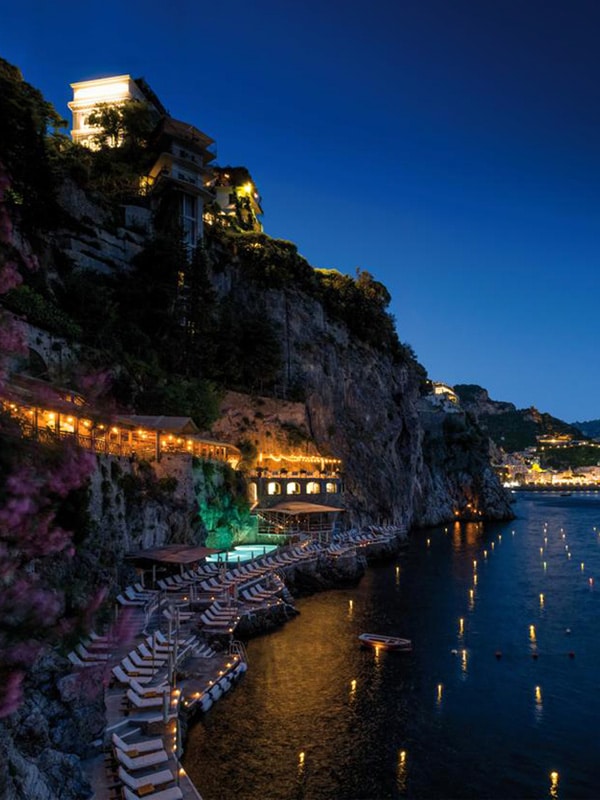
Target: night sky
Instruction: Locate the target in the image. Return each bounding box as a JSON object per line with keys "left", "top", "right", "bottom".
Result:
{"left": 2, "top": 0, "right": 600, "bottom": 422}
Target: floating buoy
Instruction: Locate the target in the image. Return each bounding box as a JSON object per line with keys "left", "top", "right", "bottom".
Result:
{"left": 532, "top": 652, "right": 539, "bottom": 660}
{"left": 568, "top": 651, "right": 575, "bottom": 658}
{"left": 450, "top": 649, "right": 458, "bottom": 655}
{"left": 565, "top": 628, "right": 571, "bottom": 634}
{"left": 495, "top": 650, "right": 502, "bottom": 659}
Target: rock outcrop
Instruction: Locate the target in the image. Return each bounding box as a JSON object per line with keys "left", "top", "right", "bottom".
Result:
{"left": 0, "top": 653, "right": 104, "bottom": 800}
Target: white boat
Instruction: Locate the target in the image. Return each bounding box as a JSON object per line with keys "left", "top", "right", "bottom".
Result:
{"left": 358, "top": 633, "right": 412, "bottom": 652}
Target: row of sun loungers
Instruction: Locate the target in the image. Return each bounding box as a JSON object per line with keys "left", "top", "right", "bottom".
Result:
{"left": 112, "top": 631, "right": 200, "bottom": 691}
{"left": 110, "top": 730, "right": 183, "bottom": 800}
{"left": 241, "top": 583, "right": 281, "bottom": 604}
{"left": 117, "top": 582, "right": 159, "bottom": 606}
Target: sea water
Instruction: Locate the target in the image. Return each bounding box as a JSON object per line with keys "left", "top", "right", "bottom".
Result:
{"left": 183, "top": 493, "right": 600, "bottom": 799}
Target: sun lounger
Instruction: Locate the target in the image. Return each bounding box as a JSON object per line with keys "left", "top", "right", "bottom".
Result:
{"left": 122, "top": 784, "right": 183, "bottom": 800}
{"left": 89, "top": 630, "right": 112, "bottom": 643}
{"left": 118, "top": 765, "right": 175, "bottom": 794}
{"left": 143, "top": 635, "right": 176, "bottom": 653}
{"left": 115, "top": 743, "right": 168, "bottom": 769}
{"left": 157, "top": 578, "right": 185, "bottom": 593}
{"left": 241, "top": 592, "right": 264, "bottom": 604}
{"left": 122, "top": 656, "right": 156, "bottom": 676}
{"left": 200, "top": 613, "right": 234, "bottom": 628}
{"left": 117, "top": 593, "right": 146, "bottom": 606}
{"left": 75, "top": 643, "right": 109, "bottom": 661}
{"left": 128, "top": 678, "right": 168, "bottom": 697}
{"left": 112, "top": 732, "right": 164, "bottom": 754}
{"left": 112, "top": 666, "right": 153, "bottom": 686}
{"left": 68, "top": 651, "right": 104, "bottom": 668}
{"left": 125, "top": 586, "right": 154, "bottom": 602}
{"left": 126, "top": 690, "right": 167, "bottom": 710}
{"left": 137, "top": 644, "right": 168, "bottom": 663}
{"left": 128, "top": 651, "right": 163, "bottom": 671}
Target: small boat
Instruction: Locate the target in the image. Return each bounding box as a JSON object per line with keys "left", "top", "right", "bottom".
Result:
{"left": 559, "top": 491, "right": 572, "bottom": 497}
{"left": 358, "top": 633, "right": 412, "bottom": 652}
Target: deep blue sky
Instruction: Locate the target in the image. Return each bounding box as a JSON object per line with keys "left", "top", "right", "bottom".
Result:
{"left": 2, "top": 0, "right": 599, "bottom": 421}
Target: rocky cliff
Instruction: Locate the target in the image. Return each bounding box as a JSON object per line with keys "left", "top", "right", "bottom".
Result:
{"left": 33, "top": 198, "right": 513, "bottom": 528}
{"left": 454, "top": 384, "right": 581, "bottom": 452}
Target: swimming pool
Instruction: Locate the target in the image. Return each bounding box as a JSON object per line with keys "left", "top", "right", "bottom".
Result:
{"left": 206, "top": 544, "right": 279, "bottom": 563}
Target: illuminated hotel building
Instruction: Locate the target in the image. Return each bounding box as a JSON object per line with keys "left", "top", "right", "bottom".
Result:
{"left": 68, "top": 74, "right": 215, "bottom": 248}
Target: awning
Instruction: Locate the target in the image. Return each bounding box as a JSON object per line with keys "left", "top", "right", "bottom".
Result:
{"left": 257, "top": 501, "right": 344, "bottom": 515}
{"left": 126, "top": 545, "right": 224, "bottom": 564}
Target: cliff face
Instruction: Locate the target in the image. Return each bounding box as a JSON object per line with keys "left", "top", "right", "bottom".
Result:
{"left": 8, "top": 181, "right": 514, "bottom": 531}
{"left": 0, "top": 653, "right": 104, "bottom": 800}
{"left": 205, "top": 260, "right": 513, "bottom": 527}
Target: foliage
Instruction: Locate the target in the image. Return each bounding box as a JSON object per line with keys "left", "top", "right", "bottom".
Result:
{"left": 0, "top": 162, "right": 105, "bottom": 719}
{"left": 87, "top": 100, "right": 157, "bottom": 151}
{"left": 0, "top": 58, "right": 66, "bottom": 235}
{"left": 195, "top": 461, "right": 254, "bottom": 543}
{"left": 480, "top": 410, "right": 581, "bottom": 453}
{"left": 539, "top": 445, "right": 600, "bottom": 470}
{"left": 209, "top": 298, "right": 282, "bottom": 393}
{"left": 3, "top": 284, "right": 82, "bottom": 340}
{"left": 315, "top": 267, "right": 401, "bottom": 357}
{"left": 237, "top": 438, "right": 258, "bottom": 462}
{"left": 281, "top": 422, "right": 311, "bottom": 447}
{"left": 81, "top": 101, "right": 158, "bottom": 200}
{"left": 222, "top": 230, "right": 318, "bottom": 291}
{"left": 117, "top": 463, "right": 178, "bottom": 507}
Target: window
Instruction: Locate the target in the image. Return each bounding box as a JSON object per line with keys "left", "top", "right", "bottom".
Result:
{"left": 306, "top": 481, "right": 321, "bottom": 495}
{"left": 326, "top": 482, "right": 338, "bottom": 493}
{"left": 267, "top": 481, "right": 282, "bottom": 496}
{"left": 181, "top": 194, "right": 197, "bottom": 248}
{"left": 286, "top": 482, "right": 301, "bottom": 495}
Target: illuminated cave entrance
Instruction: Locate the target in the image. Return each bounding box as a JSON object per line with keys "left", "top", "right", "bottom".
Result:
{"left": 255, "top": 500, "right": 345, "bottom": 544}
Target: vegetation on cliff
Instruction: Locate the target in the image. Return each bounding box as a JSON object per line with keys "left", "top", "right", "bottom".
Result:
{"left": 454, "top": 384, "right": 581, "bottom": 452}
{"left": 0, "top": 57, "right": 426, "bottom": 430}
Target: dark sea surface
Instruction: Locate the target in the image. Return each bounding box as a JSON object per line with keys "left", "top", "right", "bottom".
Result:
{"left": 183, "top": 493, "right": 600, "bottom": 799}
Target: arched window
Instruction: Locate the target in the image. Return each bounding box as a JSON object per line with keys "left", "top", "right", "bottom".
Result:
{"left": 326, "top": 482, "right": 338, "bottom": 493}
{"left": 267, "top": 481, "right": 282, "bottom": 496}
{"left": 286, "top": 481, "right": 301, "bottom": 495}
{"left": 306, "top": 481, "right": 321, "bottom": 495}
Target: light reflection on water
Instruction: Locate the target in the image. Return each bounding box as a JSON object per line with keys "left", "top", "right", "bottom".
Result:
{"left": 183, "top": 494, "right": 600, "bottom": 799}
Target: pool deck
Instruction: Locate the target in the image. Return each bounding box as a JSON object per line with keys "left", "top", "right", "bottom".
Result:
{"left": 78, "top": 528, "right": 405, "bottom": 799}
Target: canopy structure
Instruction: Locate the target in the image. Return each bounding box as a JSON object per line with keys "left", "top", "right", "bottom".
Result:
{"left": 255, "top": 500, "right": 344, "bottom": 539}
{"left": 126, "top": 544, "right": 224, "bottom": 565}
{"left": 116, "top": 415, "right": 200, "bottom": 435}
